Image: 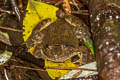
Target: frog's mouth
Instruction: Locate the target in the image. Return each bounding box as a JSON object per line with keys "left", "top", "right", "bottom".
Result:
{"left": 34, "top": 44, "right": 79, "bottom": 62}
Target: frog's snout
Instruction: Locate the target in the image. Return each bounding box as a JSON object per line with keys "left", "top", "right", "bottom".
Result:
{"left": 46, "top": 44, "right": 68, "bottom": 50}
{"left": 43, "top": 44, "right": 77, "bottom": 62}
{"left": 46, "top": 45, "right": 67, "bottom": 58}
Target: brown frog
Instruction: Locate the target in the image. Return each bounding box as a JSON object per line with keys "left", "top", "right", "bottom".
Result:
{"left": 26, "top": 15, "right": 91, "bottom": 62}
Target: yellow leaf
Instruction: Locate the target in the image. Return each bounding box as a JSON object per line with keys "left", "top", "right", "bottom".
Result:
{"left": 23, "top": 0, "right": 58, "bottom": 42}
{"left": 45, "top": 59, "right": 78, "bottom": 79}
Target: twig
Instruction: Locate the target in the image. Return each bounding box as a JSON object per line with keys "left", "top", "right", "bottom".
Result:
{"left": 2, "top": 64, "right": 46, "bottom": 71}
{"left": 55, "top": 0, "right": 63, "bottom": 6}
{"left": 10, "top": 0, "right": 21, "bottom": 21}
{"left": 4, "top": 68, "right": 9, "bottom": 80}
{"left": 18, "top": 74, "right": 22, "bottom": 80}
{"left": 0, "top": 8, "right": 15, "bottom": 14}
{"left": 15, "top": 65, "right": 46, "bottom": 71}
{"left": 63, "top": 0, "right": 71, "bottom": 15}
{"left": 72, "top": 0, "right": 80, "bottom": 11}
{"left": 18, "top": 0, "right": 23, "bottom": 10}
{"left": 0, "top": 26, "right": 24, "bottom": 32}
{"left": 71, "top": 10, "right": 89, "bottom": 15}
{"left": 2, "top": 64, "right": 97, "bottom": 72}
{"left": 45, "top": 66, "right": 97, "bottom": 71}
{"left": 72, "top": 71, "right": 82, "bottom": 78}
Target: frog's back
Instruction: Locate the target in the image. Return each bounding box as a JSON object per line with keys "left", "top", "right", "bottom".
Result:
{"left": 44, "top": 18, "right": 78, "bottom": 47}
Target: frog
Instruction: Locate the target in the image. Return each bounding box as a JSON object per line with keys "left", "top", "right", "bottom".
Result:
{"left": 26, "top": 14, "right": 91, "bottom": 62}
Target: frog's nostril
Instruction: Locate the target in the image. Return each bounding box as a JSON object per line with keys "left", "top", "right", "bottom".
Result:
{"left": 54, "top": 54, "right": 58, "bottom": 58}
{"left": 46, "top": 44, "right": 52, "bottom": 49}
{"left": 45, "top": 44, "right": 49, "bottom": 48}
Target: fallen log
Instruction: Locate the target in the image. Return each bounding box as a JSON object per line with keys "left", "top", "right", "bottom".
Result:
{"left": 89, "top": 0, "right": 120, "bottom": 80}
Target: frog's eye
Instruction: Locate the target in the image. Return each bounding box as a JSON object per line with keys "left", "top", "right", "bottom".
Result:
{"left": 61, "top": 44, "right": 69, "bottom": 50}
{"left": 63, "top": 45, "right": 68, "bottom": 48}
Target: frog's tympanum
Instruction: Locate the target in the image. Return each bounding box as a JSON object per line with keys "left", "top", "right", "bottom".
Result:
{"left": 26, "top": 15, "right": 91, "bottom": 62}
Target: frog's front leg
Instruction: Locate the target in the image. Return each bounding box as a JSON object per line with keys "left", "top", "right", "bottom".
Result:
{"left": 26, "top": 18, "right": 51, "bottom": 50}
{"left": 72, "top": 46, "right": 89, "bottom": 65}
